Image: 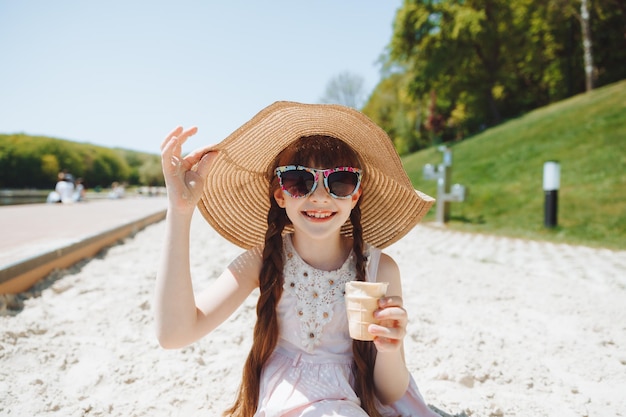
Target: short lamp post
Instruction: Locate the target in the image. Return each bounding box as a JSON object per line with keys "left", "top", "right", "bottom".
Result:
{"left": 543, "top": 161, "right": 560, "bottom": 228}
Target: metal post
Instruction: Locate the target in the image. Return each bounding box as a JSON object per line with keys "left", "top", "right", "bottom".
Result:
{"left": 435, "top": 165, "right": 451, "bottom": 223}
{"left": 423, "top": 146, "right": 466, "bottom": 225}
{"left": 435, "top": 147, "right": 452, "bottom": 224}
{"left": 543, "top": 161, "right": 560, "bottom": 228}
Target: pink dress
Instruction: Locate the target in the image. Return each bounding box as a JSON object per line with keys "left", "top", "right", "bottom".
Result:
{"left": 255, "top": 235, "right": 440, "bottom": 417}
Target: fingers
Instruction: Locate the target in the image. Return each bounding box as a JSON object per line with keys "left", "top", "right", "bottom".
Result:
{"left": 161, "top": 126, "right": 201, "bottom": 178}
{"left": 161, "top": 126, "right": 182, "bottom": 151}
{"left": 378, "top": 295, "right": 403, "bottom": 309}
{"left": 184, "top": 145, "right": 217, "bottom": 167}
{"left": 369, "top": 296, "right": 408, "bottom": 348}
{"left": 375, "top": 296, "right": 405, "bottom": 321}
{"left": 369, "top": 317, "right": 406, "bottom": 339}
{"left": 194, "top": 151, "right": 218, "bottom": 179}
{"left": 160, "top": 126, "right": 198, "bottom": 152}
{"left": 372, "top": 334, "right": 403, "bottom": 351}
{"left": 369, "top": 321, "right": 405, "bottom": 352}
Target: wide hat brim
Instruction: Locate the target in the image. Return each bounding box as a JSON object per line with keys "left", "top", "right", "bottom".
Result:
{"left": 197, "top": 101, "right": 434, "bottom": 249}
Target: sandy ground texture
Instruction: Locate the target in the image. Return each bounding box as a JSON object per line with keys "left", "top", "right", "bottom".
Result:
{"left": 1, "top": 211, "right": 625, "bottom": 417}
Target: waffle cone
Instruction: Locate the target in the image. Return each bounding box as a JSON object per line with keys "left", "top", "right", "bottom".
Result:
{"left": 344, "top": 281, "right": 388, "bottom": 341}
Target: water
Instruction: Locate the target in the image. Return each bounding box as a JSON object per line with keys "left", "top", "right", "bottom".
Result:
{"left": 0, "top": 190, "right": 50, "bottom": 206}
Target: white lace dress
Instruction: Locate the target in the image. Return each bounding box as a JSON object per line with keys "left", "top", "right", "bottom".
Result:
{"left": 254, "top": 234, "right": 439, "bottom": 417}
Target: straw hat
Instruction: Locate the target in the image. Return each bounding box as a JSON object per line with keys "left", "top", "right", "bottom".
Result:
{"left": 197, "top": 101, "right": 434, "bottom": 249}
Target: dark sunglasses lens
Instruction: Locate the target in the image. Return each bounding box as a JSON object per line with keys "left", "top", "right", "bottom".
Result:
{"left": 328, "top": 171, "right": 359, "bottom": 197}
{"left": 281, "top": 170, "right": 315, "bottom": 197}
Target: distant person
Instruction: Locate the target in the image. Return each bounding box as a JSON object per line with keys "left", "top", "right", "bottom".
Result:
{"left": 73, "top": 178, "right": 86, "bottom": 202}
{"left": 47, "top": 172, "right": 74, "bottom": 204}
{"left": 59, "top": 173, "right": 75, "bottom": 203}
{"left": 46, "top": 173, "right": 63, "bottom": 203}
{"left": 108, "top": 182, "right": 125, "bottom": 199}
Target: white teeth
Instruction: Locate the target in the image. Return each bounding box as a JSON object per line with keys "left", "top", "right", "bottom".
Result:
{"left": 306, "top": 211, "right": 332, "bottom": 218}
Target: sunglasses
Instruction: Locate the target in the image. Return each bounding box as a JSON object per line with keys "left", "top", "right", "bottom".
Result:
{"left": 275, "top": 165, "right": 362, "bottom": 199}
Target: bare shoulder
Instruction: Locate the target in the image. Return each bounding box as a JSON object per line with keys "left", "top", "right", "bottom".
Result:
{"left": 377, "top": 252, "right": 400, "bottom": 280}
{"left": 227, "top": 245, "right": 263, "bottom": 288}
{"left": 377, "top": 252, "right": 402, "bottom": 297}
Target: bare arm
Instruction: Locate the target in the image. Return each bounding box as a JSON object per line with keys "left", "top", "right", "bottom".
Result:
{"left": 369, "top": 253, "right": 411, "bottom": 404}
{"left": 154, "top": 126, "right": 258, "bottom": 348}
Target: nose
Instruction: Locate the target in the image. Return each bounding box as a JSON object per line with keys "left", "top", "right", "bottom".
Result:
{"left": 309, "top": 174, "right": 330, "bottom": 201}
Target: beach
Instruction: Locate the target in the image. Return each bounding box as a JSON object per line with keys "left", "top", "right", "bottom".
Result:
{"left": 1, "top": 211, "right": 625, "bottom": 417}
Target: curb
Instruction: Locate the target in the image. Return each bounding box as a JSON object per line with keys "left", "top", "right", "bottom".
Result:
{"left": 0, "top": 210, "right": 166, "bottom": 294}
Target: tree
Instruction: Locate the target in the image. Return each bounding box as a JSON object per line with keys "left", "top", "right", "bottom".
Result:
{"left": 580, "top": 0, "right": 594, "bottom": 91}
{"left": 40, "top": 154, "right": 60, "bottom": 182}
{"left": 320, "top": 71, "right": 367, "bottom": 109}
{"left": 362, "top": 70, "right": 433, "bottom": 154}
{"left": 85, "top": 149, "right": 131, "bottom": 187}
{"left": 0, "top": 134, "right": 153, "bottom": 189}
{"left": 138, "top": 157, "right": 165, "bottom": 186}
{"left": 386, "top": 0, "right": 625, "bottom": 142}
{"left": 390, "top": 0, "right": 529, "bottom": 128}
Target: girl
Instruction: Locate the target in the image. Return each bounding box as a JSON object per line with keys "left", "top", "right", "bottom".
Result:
{"left": 156, "top": 102, "right": 447, "bottom": 416}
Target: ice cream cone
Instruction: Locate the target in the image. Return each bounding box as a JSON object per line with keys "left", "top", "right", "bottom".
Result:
{"left": 344, "top": 281, "right": 389, "bottom": 341}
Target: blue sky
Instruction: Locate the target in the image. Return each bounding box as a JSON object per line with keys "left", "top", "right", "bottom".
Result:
{"left": 0, "top": 1, "right": 401, "bottom": 154}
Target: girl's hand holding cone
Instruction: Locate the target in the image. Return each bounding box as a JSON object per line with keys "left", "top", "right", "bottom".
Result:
{"left": 370, "top": 296, "right": 408, "bottom": 353}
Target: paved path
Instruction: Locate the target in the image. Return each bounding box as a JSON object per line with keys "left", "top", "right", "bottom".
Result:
{"left": 0, "top": 197, "right": 168, "bottom": 292}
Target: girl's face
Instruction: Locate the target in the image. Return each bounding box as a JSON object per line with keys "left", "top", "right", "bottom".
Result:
{"left": 273, "top": 165, "right": 361, "bottom": 241}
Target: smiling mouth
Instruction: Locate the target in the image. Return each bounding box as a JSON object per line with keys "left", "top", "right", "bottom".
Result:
{"left": 303, "top": 211, "right": 335, "bottom": 219}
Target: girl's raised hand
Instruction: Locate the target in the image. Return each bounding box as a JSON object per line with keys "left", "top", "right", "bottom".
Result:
{"left": 370, "top": 296, "right": 408, "bottom": 353}
{"left": 160, "top": 126, "right": 216, "bottom": 213}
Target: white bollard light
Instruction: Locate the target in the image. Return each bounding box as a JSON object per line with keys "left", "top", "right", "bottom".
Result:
{"left": 543, "top": 161, "right": 560, "bottom": 228}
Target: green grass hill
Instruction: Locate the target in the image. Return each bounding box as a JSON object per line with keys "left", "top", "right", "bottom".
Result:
{"left": 403, "top": 80, "right": 626, "bottom": 250}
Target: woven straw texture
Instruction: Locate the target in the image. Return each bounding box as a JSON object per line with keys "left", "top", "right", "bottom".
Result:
{"left": 197, "top": 101, "right": 434, "bottom": 249}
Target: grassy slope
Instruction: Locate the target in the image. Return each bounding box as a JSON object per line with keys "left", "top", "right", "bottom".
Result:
{"left": 402, "top": 80, "right": 626, "bottom": 250}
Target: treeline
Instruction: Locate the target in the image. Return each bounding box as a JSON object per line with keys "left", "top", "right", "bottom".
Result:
{"left": 362, "top": 0, "right": 626, "bottom": 155}
{"left": 0, "top": 134, "right": 163, "bottom": 189}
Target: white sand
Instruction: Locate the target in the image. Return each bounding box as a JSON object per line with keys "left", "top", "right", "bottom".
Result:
{"left": 1, "top": 211, "right": 625, "bottom": 417}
